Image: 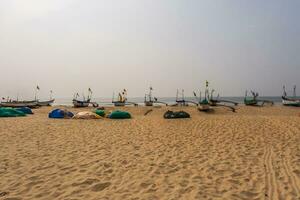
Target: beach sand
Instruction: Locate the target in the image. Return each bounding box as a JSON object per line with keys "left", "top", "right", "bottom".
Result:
{"left": 0, "top": 105, "right": 300, "bottom": 200}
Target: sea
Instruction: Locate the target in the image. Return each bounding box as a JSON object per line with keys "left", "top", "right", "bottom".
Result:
{"left": 53, "top": 96, "right": 285, "bottom": 106}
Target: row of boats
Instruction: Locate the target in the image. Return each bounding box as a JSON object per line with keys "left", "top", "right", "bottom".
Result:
{"left": 72, "top": 84, "right": 300, "bottom": 110}
{"left": 0, "top": 99, "right": 55, "bottom": 109}
{"left": 1, "top": 84, "right": 299, "bottom": 109}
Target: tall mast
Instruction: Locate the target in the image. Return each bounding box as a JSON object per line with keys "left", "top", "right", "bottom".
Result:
{"left": 149, "top": 87, "right": 152, "bottom": 102}
{"left": 283, "top": 86, "right": 286, "bottom": 97}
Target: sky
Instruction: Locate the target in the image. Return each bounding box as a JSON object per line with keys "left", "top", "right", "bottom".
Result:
{"left": 0, "top": 0, "right": 299, "bottom": 99}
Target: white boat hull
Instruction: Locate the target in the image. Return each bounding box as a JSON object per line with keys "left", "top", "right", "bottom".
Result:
{"left": 282, "top": 99, "right": 300, "bottom": 107}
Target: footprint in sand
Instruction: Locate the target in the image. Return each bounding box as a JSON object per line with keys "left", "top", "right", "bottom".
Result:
{"left": 91, "top": 182, "right": 111, "bottom": 192}
{"left": 0, "top": 191, "right": 8, "bottom": 197}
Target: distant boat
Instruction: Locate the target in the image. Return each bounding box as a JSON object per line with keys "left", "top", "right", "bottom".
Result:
{"left": 37, "top": 90, "right": 55, "bottom": 106}
{"left": 72, "top": 99, "right": 91, "bottom": 108}
{"left": 37, "top": 99, "right": 55, "bottom": 106}
{"left": 282, "top": 86, "right": 300, "bottom": 107}
{"left": 175, "top": 89, "right": 198, "bottom": 106}
{"left": 0, "top": 101, "right": 40, "bottom": 109}
{"left": 244, "top": 90, "right": 273, "bottom": 106}
{"left": 113, "top": 101, "right": 126, "bottom": 107}
{"left": 144, "top": 87, "right": 168, "bottom": 106}
{"left": 72, "top": 88, "right": 98, "bottom": 108}
{"left": 112, "top": 89, "right": 138, "bottom": 106}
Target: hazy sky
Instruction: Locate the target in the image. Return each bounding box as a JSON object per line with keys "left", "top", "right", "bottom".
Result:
{"left": 0, "top": 0, "right": 299, "bottom": 99}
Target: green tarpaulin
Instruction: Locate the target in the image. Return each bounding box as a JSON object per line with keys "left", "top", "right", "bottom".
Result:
{"left": 109, "top": 110, "right": 131, "bottom": 119}
{"left": 0, "top": 108, "right": 26, "bottom": 117}
{"left": 94, "top": 110, "right": 106, "bottom": 117}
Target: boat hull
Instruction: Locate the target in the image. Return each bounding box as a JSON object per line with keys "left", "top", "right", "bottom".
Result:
{"left": 37, "top": 99, "right": 55, "bottom": 106}
{"left": 0, "top": 102, "right": 39, "bottom": 109}
{"left": 113, "top": 102, "right": 125, "bottom": 107}
{"left": 144, "top": 101, "right": 153, "bottom": 106}
{"left": 282, "top": 99, "right": 300, "bottom": 107}
{"left": 73, "top": 99, "right": 90, "bottom": 108}
{"left": 198, "top": 104, "right": 211, "bottom": 112}
{"left": 244, "top": 99, "right": 257, "bottom": 106}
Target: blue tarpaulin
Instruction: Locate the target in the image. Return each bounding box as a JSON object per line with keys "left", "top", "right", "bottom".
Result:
{"left": 16, "top": 107, "right": 33, "bottom": 114}
{"left": 49, "top": 109, "right": 74, "bottom": 119}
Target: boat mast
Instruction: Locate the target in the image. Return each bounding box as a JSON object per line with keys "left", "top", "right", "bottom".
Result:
{"left": 35, "top": 85, "right": 39, "bottom": 101}
{"left": 283, "top": 86, "right": 287, "bottom": 97}
{"left": 149, "top": 87, "right": 153, "bottom": 102}
{"left": 199, "top": 91, "right": 202, "bottom": 102}
{"left": 293, "top": 85, "right": 296, "bottom": 97}
{"left": 205, "top": 80, "right": 209, "bottom": 100}
{"left": 50, "top": 90, "right": 53, "bottom": 100}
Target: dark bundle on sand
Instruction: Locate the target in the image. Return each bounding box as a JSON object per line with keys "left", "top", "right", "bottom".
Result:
{"left": 144, "top": 109, "right": 153, "bottom": 116}
{"left": 163, "top": 110, "right": 190, "bottom": 119}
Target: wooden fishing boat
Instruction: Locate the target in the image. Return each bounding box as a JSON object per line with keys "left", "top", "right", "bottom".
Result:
{"left": 195, "top": 81, "right": 236, "bottom": 112}
{"left": 175, "top": 89, "right": 198, "bottom": 106}
{"left": 144, "top": 87, "right": 154, "bottom": 106}
{"left": 0, "top": 101, "right": 39, "bottom": 109}
{"left": 72, "top": 99, "right": 90, "bottom": 108}
{"left": 282, "top": 97, "right": 300, "bottom": 107}
{"left": 37, "top": 99, "right": 55, "bottom": 106}
{"left": 144, "top": 101, "right": 153, "bottom": 106}
{"left": 112, "top": 89, "right": 138, "bottom": 107}
{"left": 209, "top": 90, "right": 238, "bottom": 107}
{"left": 244, "top": 90, "right": 273, "bottom": 106}
{"left": 144, "top": 87, "right": 168, "bottom": 106}
{"left": 244, "top": 97, "right": 258, "bottom": 106}
{"left": 72, "top": 88, "right": 97, "bottom": 108}
{"left": 198, "top": 98, "right": 211, "bottom": 112}
{"left": 282, "top": 86, "right": 300, "bottom": 107}
{"left": 112, "top": 101, "right": 126, "bottom": 107}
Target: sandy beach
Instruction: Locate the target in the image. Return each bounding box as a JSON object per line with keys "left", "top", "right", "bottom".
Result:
{"left": 0, "top": 105, "right": 300, "bottom": 200}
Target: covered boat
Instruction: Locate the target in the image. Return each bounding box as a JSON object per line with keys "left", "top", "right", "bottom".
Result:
{"left": 49, "top": 109, "right": 74, "bottom": 119}
{"left": 0, "top": 107, "right": 26, "bottom": 117}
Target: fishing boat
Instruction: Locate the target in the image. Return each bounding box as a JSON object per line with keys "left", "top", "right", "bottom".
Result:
{"left": 0, "top": 101, "right": 40, "bottom": 109}
{"left": 208, "top": 89, "right": 237, "bottom": 112}
{"left": 198, "top": 86, "right": 211, "bottom": 112}
{"left": 208, "top": 90, "right": 238, "bottom": 106}
{"left": 144, "top": 87, "right": 168, "bottom": 106}
{"left": 175, "top": 89, "right": 198, "bottom": 106}
{"left": 244, "top": 90, "right": 273, "bottom": 106}
{"left": 282, "top": 86, "right": 300, "bottom": 107}
{"left": 195, "top": 81, "right": 236, "bottom": 112}
{"left": 37, "top": 99, "right": 55, "bottom": 106}
{"left": 112, "top": 89, "right": 138, "bottom": 106}
{"left": 37, "top": 90, "right": 55, "bottom": 106}
{"left": 72, "top": 88, "right": 98, "bottom": 108}
{"left": 72, "top": 99, "right": 91, "bottom": 108}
